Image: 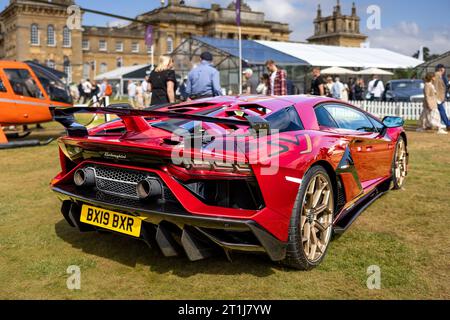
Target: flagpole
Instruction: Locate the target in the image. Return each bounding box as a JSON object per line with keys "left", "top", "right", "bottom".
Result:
{"left": 151, "top": 45, "right": 155, "bottom": 71}
{"left": 236, "top": 0, "right": 242, "bottom": 95}
{"left": 238, "top": 26, "right": 242, "bottom": 95}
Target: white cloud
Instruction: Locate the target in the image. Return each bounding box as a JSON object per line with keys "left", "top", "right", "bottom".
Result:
{"left": 368, "top": 22, "right": 450, "bottom": 55}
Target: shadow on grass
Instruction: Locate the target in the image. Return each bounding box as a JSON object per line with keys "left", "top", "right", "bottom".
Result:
{"left": 54, "top": 219, "right": 278, "bottom": 278}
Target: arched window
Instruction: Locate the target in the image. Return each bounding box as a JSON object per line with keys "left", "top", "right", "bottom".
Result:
{"left": 166, "top": 36, "right": 173, "bottom": 53}
{"left": 83, "top": 62, "right": 90, "bottom": 79}
{"left": 63, "top": 26, "right": 71, "bottom": 47}
{"left": 100, "top": 63, "right": 108, "bottom": 74}
{"left": 31, "top": 24, "right": 39, "bottom": 45}
{"left": 47, "top": 25, "right": 55, "bottom": 46}
{"left": 64, "top": 56, "right": 72, "bottom": 83}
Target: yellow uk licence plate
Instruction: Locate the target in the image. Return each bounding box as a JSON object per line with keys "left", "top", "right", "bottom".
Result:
{"left": 80, "top": 205, "right": 143, "bottom": 237}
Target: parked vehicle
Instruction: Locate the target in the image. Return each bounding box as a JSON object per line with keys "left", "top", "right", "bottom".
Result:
{"left": 0, "top": 60, "right": 73, "bottom": 148}
{"left": 383, "top": 79, "right": 424, "bottom": 103}
{"left": 51, "top": 96, "right": 408, "bottom": 270}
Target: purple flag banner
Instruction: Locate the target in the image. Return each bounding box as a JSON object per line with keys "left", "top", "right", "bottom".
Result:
{"left": 236, "top": 0, "right": 241, "bottom": 26}
{"left": 145, "top": 25, "right": 154, "bottom": 47}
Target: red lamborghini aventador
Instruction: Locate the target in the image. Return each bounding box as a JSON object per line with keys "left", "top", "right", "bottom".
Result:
{"left": 51, "top": 95, "right": 408, "bottom": 270}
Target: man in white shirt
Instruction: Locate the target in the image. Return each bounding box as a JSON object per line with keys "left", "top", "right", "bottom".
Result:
{"left": 368, "top": 75, "right": 385, "bottom": 101}
{"left": 127, "top": 80, "right": 137, "bottom": 109}
{"left": 81, "top": 79, "right": 92, "bottom": 104}
{"left": 141, "top": 76, "right": 151, "bottom": 108}
{"left": 332, "top": 77, "right": 345, "bottom": 100}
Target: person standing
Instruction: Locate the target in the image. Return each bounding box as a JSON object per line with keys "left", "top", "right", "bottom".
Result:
{"left": 142, "top": 75, "right": 151, "bottom": 107}
{"left": 186, "top": 52, "right": 222, "bottom": 100}
{"left": 114, "top": 82, "right": 122, "bottom": 101}
{"left": 149, "top": 56, "right": 177, "bottom": 105}
{"left": 265, "top": 60, "right": 287, "bottom": 96}
{"left": 256, "top": 74, "right": 269, "bottom": 95}
{"left": 418, "top": 73, "right": 447, "bottom": 134}
{"left": 354, "top": 78, "right": 365, "bottom": 101}
{"left": 91, "top": 80, "right": 101, "bottom": 107}
{"left": 135, "top": 82, "right": 144, "bottom": 109}
{"left": 310, "top": 68, "right": 326, "bottom": 96}
{"left": 332, "top": 77, "right": 345, "bottom": 100}
{"left": 81, "top": 79, "right": 92, "bottom": 104}
{"left": 100, "top": 78, "right": 112, "bottom": 106}
{"left": 325, "top": 76, "right": 334, "bottom": 97}
{"left": 348, "top": 78, "right": 355, "bottom": 101}
{"left": 434, "top": 64, "right": 450, "bottom": 128}
{"left": 242, "top": 68, "right": 258, "bottom": 95}
{"left": 127, "top": 80, "right": 137, "bottom": 109}
{"left": 368, "top": 75, "right": 384, "bottom": 101}
{"left": 179, "top": 76, "right": 189, "bottom": 101}
{"left": 77, "top": 80, "right": 85, "bottom": 103}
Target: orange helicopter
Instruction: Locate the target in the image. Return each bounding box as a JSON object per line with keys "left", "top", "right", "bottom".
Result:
{"left": 0, "top": 60, "right": 73, "bottom": 149}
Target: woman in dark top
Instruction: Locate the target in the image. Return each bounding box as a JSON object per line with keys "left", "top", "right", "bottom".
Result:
{"left": 354, "top": 78, "right": 365, "bottom": 101}
{"left": 149, "top": 56, "right": 176, "bottom": 105}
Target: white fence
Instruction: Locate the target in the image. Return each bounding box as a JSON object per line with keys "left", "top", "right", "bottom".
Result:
{"left": 350, "top": 101, "right": 450, "bottom": 121}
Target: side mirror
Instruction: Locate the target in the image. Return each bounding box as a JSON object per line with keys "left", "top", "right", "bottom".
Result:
{"left": 382, "top": 116, "right": 404, "bottom": 128}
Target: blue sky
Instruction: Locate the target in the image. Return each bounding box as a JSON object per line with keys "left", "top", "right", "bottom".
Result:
{"left": 1, "top": 0, "right": 449, "bottom": 55}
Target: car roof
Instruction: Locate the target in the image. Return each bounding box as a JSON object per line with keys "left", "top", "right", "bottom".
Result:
{"left": 389, "top": 79, "right": 423, "bottom": 83}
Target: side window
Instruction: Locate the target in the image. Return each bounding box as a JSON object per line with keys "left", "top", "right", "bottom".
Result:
{"left": 315, "top": 106, "right": 339, "bottom": 128}
{"left": 266, "top": 106, "right": 304, "bottom": 133}
{"left": 0, "top": 77, "right": 7, "bottom": 92}
{"left": 324, "top": 104, "right": 375, "bottom": 133}
{"left": 369, "top": 116, "right": 385, "bottom": 133}
{"left": 4, "top": 69, "right": 44, "bottom": 99}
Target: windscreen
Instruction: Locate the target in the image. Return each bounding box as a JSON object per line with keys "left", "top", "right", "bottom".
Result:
{"left": 27, "top": 62, "right": 73, "bottom": 104}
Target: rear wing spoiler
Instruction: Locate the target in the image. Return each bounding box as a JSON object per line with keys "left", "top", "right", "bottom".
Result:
{"left": 53, "top": 104, "right": 270, "bottom": 137}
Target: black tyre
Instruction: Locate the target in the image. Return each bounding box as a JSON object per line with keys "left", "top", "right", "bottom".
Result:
{"left": 392, "top": 136, "right": 408, "bottom": 190}
{"left": 282, "top": 166, "right": 335, "bottom": 270}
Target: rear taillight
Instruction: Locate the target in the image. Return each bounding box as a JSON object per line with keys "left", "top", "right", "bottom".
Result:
{"left": 179, "top": 160, "right": 252, "bottom": 175}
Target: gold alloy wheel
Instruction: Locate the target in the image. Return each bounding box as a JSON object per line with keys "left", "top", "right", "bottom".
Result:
{"left": 300, "top": 173, "right": 334, "bottom": 262}
{"left": 394, "top": 139, "right": 408, "bottom": 187}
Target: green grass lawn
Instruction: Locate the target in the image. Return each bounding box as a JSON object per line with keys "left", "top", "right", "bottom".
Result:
{"left": 0, "top": 122, "right": 449, "bottom": 299}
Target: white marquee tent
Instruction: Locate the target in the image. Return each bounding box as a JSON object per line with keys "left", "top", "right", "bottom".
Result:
{"left": 256, "top": 41, "right": 423, "bottom": 69}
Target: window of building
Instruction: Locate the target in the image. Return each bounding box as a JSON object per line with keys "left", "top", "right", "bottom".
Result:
{"left": 166, "top": 36, "right": 173, "bottom": 53}
{"left": 47, "top": 25, "right": 56, "bottom": 46}
{"left": 83, "top": 63, "right": 90, "bottom": 79}
{"left": 147, "top": 45, "right": 153, "bottom": 54}
{"left": 115, "top": 41, "right": 124, "bottom": 52}
{"left": 4, "top": 68, "right": 44, "bottom": 99}
{"left": 31, "top": 24, "right": 40, "bottom": 45}
{"left": 99, "top": 40, "right": 107, "bottom": 51}
{"left": 46, "top": 60, "right": 56, "bottom": 69}
{"left": 132, "top": 42, "right": 140, "bottom": 53}
{"left": 63, "top": 26, "right": 71, "bottom": 47}
{"left": 116, "top": 57, "right": 123, "bottom": 68}
{"left": 64, "top": 57, "right": 72, "bottom": 84}
{"left": 100, "top": 63, "right": 108, "bottom": 74}
{"left": 82, "top": 39, "right": 90, "bottom": 50}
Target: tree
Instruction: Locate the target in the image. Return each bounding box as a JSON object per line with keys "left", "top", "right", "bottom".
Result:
{"left": 413, "top": 47, "right": 441, "bottom": 62}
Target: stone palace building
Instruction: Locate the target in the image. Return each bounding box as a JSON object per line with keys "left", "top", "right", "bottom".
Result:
{"left": 0, "top": 0, "right": 291, "bottom": 83}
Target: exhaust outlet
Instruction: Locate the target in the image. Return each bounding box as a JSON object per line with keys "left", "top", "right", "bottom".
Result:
{"left": 137, "top": 178, "right": 162, "bottom": 200}
{"left": 74, "top": 168, "right": 96, "bottom": 187}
